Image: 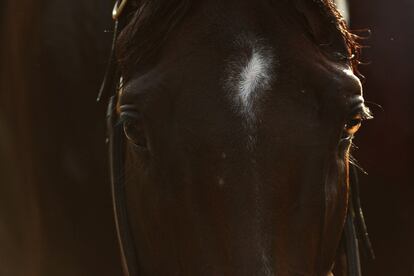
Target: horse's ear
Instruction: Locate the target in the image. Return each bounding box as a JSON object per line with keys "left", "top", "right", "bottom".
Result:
{"left": 293, "top": 0, "right": 348, "bottom": 56}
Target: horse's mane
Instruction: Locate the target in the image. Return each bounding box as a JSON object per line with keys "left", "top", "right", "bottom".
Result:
{"left": 116, "top": 0, "right": 363, "bottom": 80}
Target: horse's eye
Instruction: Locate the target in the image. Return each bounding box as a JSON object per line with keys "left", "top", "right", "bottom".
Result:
{"left": 344, "top": 114, "right": 363, "bottom": 137}
{"left": 123, "top": 118, "right": 147, "bottom": 148}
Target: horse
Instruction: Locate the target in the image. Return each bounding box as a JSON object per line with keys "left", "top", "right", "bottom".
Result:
{"left": 101, "top": 0, "right": 373, "bottom": 275}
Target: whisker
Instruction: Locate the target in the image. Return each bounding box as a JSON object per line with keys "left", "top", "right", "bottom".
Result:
{"left": 365, "top": 101, "right": 384, "bottom": 112}
{"left": 349, "top": 154, "right": 368, "bottom": 175}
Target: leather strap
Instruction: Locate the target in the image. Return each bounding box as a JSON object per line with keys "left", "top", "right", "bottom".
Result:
{"left": 344, "top": 164, "right": 375, "bottom": 275}
{"left": 350, "top": 165, "right": 375, "bottom": 260}
{"left": 345, "top": 192, "right": 362, "bottom": 276}
{"left": 108, "top": 95, "right": 139, "bottom": 276}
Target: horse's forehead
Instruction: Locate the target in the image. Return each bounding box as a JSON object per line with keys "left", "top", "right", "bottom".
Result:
{"left": 224, "top": 35, "right": 276, "bottom": 122}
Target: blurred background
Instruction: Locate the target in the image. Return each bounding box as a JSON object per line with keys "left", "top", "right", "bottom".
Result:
{"left": 0, "top": 1, "right": 122, "bottom": 275}
{"left": 0, "top": 0, "right": 413, "bottom": 275}
{"left": 349, "top": 0, "right": 414, "bottom": 275}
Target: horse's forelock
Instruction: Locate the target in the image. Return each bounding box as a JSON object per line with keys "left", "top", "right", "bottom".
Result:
{"left": 116, "top": 0, "right": 365, "bottom": 81}
{"left": 319, "top": 0, "right": 367, "bottom": 77}
{"left": 116, "top": 0, "right": 192, "bottom": 81}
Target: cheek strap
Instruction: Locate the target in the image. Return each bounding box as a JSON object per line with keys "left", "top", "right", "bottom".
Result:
{"left": 344, "top": 164, "right": 375, "bottom": 275}
{"left": 108, "top": 94, "right": 139, "bottom": 276}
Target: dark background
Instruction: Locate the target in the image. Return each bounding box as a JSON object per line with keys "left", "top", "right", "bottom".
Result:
{"left": 349, "top": 0, "right": 414, "bottom": 275}
{"left": 0, "top": 1, "right": 123, "bottom": 275}
{"left": 0, "top": 0, "right": 413, "bottom": 275}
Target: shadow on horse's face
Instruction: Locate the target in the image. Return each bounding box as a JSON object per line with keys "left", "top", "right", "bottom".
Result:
{"left": 118, "top": 0, "right": 370, "bottom": 275}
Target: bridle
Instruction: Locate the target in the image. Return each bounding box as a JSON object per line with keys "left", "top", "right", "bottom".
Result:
{"left": 99, "top": 1, "right": 139, "bottom": 275}
{"left": 98, "top": 1, "right": 374, "bottom": 275}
